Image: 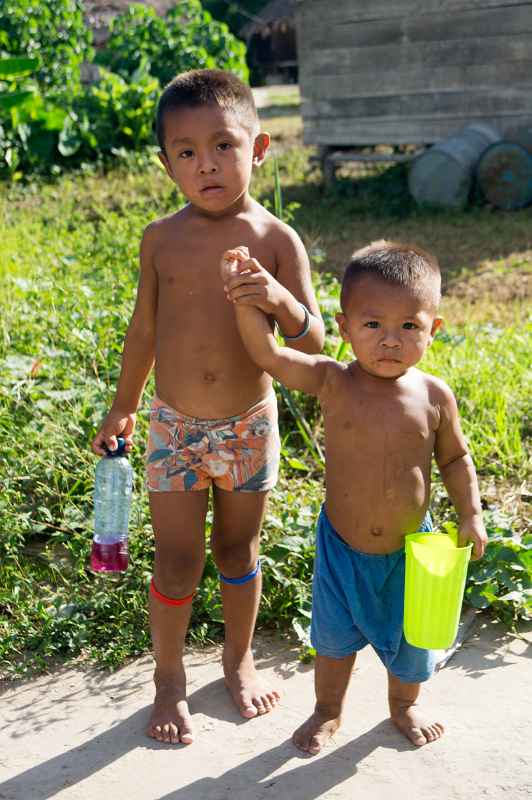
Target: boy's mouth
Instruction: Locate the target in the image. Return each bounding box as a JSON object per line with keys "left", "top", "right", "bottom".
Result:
{"left": 200, "top": 183, "right": 224, "bottom": 194}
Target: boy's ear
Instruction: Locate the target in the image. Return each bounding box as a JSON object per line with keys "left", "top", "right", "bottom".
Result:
{"left": 252, "top": 132, "right": 270, "bottom": 166}
{"left": 336, "top": 312, "right": 350, "bottom": 342}
{"left": 158, "top": 150, "right": 174, "bottom": 180}
{"left": 429, "top": 316, "right": 443, "bottom": 342}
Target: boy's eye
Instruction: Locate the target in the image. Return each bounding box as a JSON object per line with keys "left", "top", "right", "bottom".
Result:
{"left": 365, "top": 321, "right": 379, "bottom": 329}
{"left": 217, "top": 142, "right": 232, "bottom": 151}
{"left": 179, "top": 149, "right": 194, "bottom": 159}
{"left": 403, "top": 322, "right": 418, "bottom": 330}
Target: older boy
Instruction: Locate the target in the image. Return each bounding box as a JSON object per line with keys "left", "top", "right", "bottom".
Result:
{"left": 92, "top": 69, "right": 324, "bottom": 745}
{"left": 222, "top": 240, "right": 486, "bottom": 752}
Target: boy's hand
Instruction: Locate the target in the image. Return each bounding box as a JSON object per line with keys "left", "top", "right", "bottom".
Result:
{"left": 459, "top": 516, "right": 487, "bottom": 561}
{"left": 92, "top": 409, "right": 136, "bottom": 456}
{"left": 220, "top": 246, "right": 249, "bottom": 283}
{"left": 221, "top": 247, "right": 289, "bottom": 315}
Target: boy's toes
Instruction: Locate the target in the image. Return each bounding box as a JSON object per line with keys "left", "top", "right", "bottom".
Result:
{"left": 179, "top": 721, "right": 194, "bottom": 745}
{"left": 234, "top": 687, "right": 279, "bottom": 718}
{"left": 268, "top": 690, "right": 281, "bottom": 706}
{"left": 163, "top": 722, "right": 179, "bottom": 744}
{"left": 424, "top": 722, "right": 444, "bottom": 743}
{"left": 391, "top": 705, "right": 444, "bottom": 747}
{"left": 148, "top": 724, "right": 162, "bottom": 742}
{"left": 292, "top": 712, "right": 340, "bottom": 755}
{"left": 148, "top": 720, "right": 193, "bottom": 745}
{"left": 408, "top": 726, "right": 428, "bottom": 747}
{"left": 239, "top": 692, "right": 259, "bottom": 718}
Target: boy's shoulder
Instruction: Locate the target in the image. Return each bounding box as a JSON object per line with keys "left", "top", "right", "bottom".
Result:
{"left": 415, "top": 368, "right": 456, "bottom": 405}
{"left": 320, "top": 358, "right": 356, "bottom": 397}
{"left": 143, "top": 208, "right": 188, "bottom": 239}
{"left": 250, "top": 198, "right": 304, "bottom": 245}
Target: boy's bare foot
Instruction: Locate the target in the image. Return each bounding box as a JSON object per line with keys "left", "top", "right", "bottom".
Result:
{"left": 147, "top": 671, "right": 194, "bottom": 745}
{"left": 390, "top": 703, "right": 444, "bottom": 747}
{"left": 223, "top": 649, "right": 280, "bottom": 718}
{"left": 292, "top": 710, "right": 341, "bottom": 755}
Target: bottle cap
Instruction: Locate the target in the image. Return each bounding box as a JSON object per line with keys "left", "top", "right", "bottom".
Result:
{"left": 104, "top": 437, "right": 127, "bottom": 458}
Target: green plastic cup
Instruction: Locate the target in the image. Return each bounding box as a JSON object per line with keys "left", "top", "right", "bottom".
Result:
{"left": 404, "top": 530, "right": 472, "bottom": 649}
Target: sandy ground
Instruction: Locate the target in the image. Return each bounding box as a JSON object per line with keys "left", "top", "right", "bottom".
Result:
{"left": 1, "top": 618, "right": 531, "bottom": 800}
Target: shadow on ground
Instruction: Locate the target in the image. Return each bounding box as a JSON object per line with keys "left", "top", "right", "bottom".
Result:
{"left": 267, "top": 164, "right": 532, "bottom": 295}
{"left": 1, "top": 619, "right": 529, "bottom": 799}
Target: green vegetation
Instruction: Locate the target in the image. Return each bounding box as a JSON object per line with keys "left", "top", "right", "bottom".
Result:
{"left": 98, "top": 2, "right": 248, "bottom": 88}
{"left": 0, "top": 146, "right": 530, "bottom": 677}
{"left": 0, "top": 0, "right": 247, "bottom": 178}
{"left": 0, "top": 0, "right": 92, "bottom": 94}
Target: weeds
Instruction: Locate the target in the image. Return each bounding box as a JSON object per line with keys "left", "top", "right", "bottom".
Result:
{"left": 0, "top": 146, "right": 530, "bottom": 678}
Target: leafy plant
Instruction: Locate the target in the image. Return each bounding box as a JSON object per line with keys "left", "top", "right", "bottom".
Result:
{"left": 466, "top": 512, "right": 532, "bottom": 626}
{"left": 0, "top": 0, "right": 248, "bottom": 178}
{"left": 98, "top": 1, "right": 248, "bottom": 86}
{"left": 0, "top": 64, "right": 160, "bottom": 177}
{"left": 0, "top": 56, "right": 39, "bottom": 110}
{"left": 0, "top": 0, "right": 93, "bottom": 97}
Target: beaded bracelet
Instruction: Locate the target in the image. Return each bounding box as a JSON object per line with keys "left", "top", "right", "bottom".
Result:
{"left": 281, "top": 303, "right": 311, "bottom": 341}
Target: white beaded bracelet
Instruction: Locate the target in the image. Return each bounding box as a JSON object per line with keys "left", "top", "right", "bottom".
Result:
{"left": 281, "top": 303, "right": 311, "bottom": 341}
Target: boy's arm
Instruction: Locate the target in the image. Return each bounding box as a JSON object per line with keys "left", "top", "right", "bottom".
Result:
{"left": 223, "top": 229, "right": 325, "bottom": 354}
{"left": 434, "top": 382, "right": 487, "bottom": 560}
{"left": 235, "top": 303, "right": 331, "bottom": 397}
{"left": 92, "top": 224, "right": 158, "bottom": 455}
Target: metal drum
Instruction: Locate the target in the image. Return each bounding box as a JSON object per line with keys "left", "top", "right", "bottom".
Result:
{"left": 408, "top": 123, "right": 500, "bottom": 208}
{"left": 477, "top": 140, "right": 532, "bottom": 210}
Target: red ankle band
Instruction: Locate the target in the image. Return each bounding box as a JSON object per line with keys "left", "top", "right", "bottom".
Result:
{"left": 150, "top": 578, "right": 194, "bottom": 606}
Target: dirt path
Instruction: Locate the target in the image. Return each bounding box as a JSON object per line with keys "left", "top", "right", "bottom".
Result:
{"left": 1, "top": 619, "right": 530, "bottom": 799}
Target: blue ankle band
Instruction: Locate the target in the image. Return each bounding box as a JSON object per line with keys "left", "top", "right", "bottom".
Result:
{"left": 219, "top": 559, "right": 261, "bottom": 585}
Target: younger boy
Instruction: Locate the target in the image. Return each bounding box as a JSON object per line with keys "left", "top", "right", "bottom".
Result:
{"left": 222, "top": 240, "right": 486, "bottom": 752}
{"left": 92, "top": 69, "right": 324, "bottom": 745}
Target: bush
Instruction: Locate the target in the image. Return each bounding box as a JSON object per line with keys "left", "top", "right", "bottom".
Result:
{"left": 0, "top": 67, "right": 160, "bottom": 177}
{"left": 0, "top": 0, "right": 249, "bottom": 178}
{"left": 98, "top": 1, "right": 248, "bottom": 87}
{"left": 0, "top": 0, "right": 93, "bottom": 98}
{"left": 70, "top": 66, "right": 160, "bottom": 157}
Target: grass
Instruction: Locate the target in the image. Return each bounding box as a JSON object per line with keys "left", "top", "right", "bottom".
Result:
{"left": 0, "top": 113, "right": 530, "bottom": 678}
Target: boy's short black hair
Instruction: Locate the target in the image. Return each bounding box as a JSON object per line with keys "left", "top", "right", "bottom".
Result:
{"left": 340, "top": 240, "right": 441, "bottom": 312}
{"left": 156, "top": 69, "right": 259, "bottom": 151}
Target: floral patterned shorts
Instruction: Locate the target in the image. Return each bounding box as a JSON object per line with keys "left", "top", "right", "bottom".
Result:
{"left": 145, "top": 392, "right": 280, "bottom": 492}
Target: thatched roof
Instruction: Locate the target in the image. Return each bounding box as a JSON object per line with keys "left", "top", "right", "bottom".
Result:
{"left": 84, "top": 0, "right": 175, "bottom": 15}
{"left": 83, "top": 1, "right": 177, "bottom": 45}
{"left": 241, "top": 0, "right": 295, "bottom": 38}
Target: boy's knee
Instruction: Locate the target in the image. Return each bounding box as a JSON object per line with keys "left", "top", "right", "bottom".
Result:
{"left": 211, "top": 539, "right": 257, "bottom": 579}
{"left": 153, "top": 553, "right": 203, "bottom": 598}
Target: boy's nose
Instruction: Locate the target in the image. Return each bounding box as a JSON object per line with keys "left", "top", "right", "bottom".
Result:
{"left": 199, "top": 160, "right": 218, "bottom": 174}
{"left": 381, "top": 331, "right": 401, "bottom": 347}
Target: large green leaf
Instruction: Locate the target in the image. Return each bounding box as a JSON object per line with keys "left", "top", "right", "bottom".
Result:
{"left": 0, "top": 56, "right": 39, "bottom": 78}
{"left": 0, "top": 90, "right": 34, "bottom": 110}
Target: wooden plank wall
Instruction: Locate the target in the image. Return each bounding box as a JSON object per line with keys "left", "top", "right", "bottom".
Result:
{"left": 295, "top": 0, "right": 532, "bottom": 145}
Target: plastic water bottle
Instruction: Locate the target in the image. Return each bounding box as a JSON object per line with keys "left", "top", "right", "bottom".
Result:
{"left": 91, "top": 437, "right": 133, "bottom": 573}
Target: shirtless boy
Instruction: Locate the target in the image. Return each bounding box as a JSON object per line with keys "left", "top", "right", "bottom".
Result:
{"left": 222, "top": 240, "right": 486, "bottom": 752}
{"left": 92, "top": 69, "right": 324, "bottom": 745}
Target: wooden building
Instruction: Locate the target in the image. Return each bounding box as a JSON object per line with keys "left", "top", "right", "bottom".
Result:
{"left": 296, "top": 0, "right": 532, "bottom": 147}
{"left": 241, "top": 0, "right": 298, "bottom": 84}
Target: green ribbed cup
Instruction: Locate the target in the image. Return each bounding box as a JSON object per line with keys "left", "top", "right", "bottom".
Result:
{"left": 404, "top": 532, "right": 472, "bottom": 650}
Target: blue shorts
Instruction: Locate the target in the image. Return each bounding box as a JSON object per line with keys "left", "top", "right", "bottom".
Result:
{"left": 310, "top": 505, "right": 437, "bottom": 683}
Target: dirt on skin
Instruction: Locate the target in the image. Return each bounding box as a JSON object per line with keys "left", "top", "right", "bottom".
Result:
{"left": 1, "top": 619, "right": 531, "bottom": 800}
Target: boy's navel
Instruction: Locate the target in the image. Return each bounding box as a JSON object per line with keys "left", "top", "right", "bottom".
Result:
{"left": 371, "top": 526, "right": 383, "bottom": 537}
{"left": 203, "top": 372, "right": 217, "bottom": 383}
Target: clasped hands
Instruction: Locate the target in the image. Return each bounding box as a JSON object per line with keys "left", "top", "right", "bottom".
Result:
{"left": 220, "top": 246, "right": 288, "bottom": 314}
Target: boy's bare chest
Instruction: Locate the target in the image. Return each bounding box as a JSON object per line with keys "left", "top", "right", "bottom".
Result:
{"left": 154, "top": 223, "right": 277, "bottom": 294}
{"left": 323, "top": 384, "right": 438, "bottom": 453}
